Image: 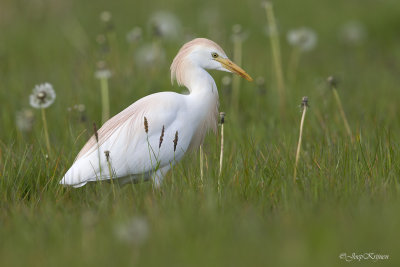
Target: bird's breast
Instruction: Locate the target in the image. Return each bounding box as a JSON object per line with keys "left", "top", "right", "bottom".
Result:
{"left": 186, "top": 91, "right": 219, "bottom": 152}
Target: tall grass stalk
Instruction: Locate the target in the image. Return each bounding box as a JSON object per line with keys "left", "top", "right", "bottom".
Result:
{"left": 293, "top": 96, "right": 308, "bottom": 182}
{"left": 93, "top": 122, "right": 102, "bottom": 178}
{"left": 328, "top": 76, "right": 353, "bottom": 143}
{"left": 199, "top": 145, "right": 204, "bottom": 185}
{"left": 105, "top": 151, "right": 116, "bottom": 199}
{"left": 231, "top": 26, "right": 243, "bottom": 110}
{"left": 100, "top": 77, "right": 110, "bottom": 125}
{"left": 41, "top": 108, "right": 51, "bottom": 156}
{"left": 263, "top": 1, "right": 286, "bottom": 112}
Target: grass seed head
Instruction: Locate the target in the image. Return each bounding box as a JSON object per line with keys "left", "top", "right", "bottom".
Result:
{"left": 144, "top": 117, "right": 149, "bottom": 134}
{"left": 173, "top": 131, "right": 179, "bottom": 152}
{"left": 93, "top": 122, "right": 99, "bottom": 142}
{"left": 104, "top": 150, "right": 110, "bottom": 161}
{"left": 159, "top": 125, "right": 165, "bottom": 148}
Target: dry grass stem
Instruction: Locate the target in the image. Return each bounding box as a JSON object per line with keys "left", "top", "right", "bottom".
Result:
{"left": 218, "top": 112, "right": 225, "bottom": 194}
{"left": 105, "top": 150, "right": 116, "bottom": 198}
{"left": 293, "top": 96, "right": 309, "bottom": 182}
{"left": 93, "top": 122, "right": 102, "bottom": 177}
{"left": 219, "top": 112, "right": 225, "bottom": 177}
{"left": 328, "top": 76, "right": 353, "bottom": 143}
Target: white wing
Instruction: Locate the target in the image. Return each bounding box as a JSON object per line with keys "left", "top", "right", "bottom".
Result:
{"left": 60, "top": 92, "right": 194, "bottom": 187}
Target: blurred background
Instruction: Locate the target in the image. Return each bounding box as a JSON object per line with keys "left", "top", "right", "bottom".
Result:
{"left": 1, "top": 0, "right": 400, "bottom": 144}
{"left": 1, "top": 0, "right": 400, "bottom": 266}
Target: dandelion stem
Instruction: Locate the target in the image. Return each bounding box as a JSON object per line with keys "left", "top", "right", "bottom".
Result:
{"left": 41, "top": 108, "right": 51, "bottom": 156}
{"left": 219, "top": 113, "right": 225, "bottom": 177}
{"left": 263, "top": 2, "right": 286, "bottom": 112}
{"left": 100, "top": 77, "right": 110, "bottom": 125}
{"left": 294, "top": 97, "right": 308, "bottom": 182}
{"left": 332, "top": 87, "right": 353, "bottom": 143}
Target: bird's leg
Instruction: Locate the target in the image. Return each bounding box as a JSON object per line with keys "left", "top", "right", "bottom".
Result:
{"left": 151, "top": 165, "right": 170, "bottom": 188}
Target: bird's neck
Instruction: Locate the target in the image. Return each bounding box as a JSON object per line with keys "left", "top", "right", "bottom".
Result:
{"left": 183, "top": 65, "right": 220, "bottom": 151}
{"left": 183, "top": 65, "right": 218, "bottom": 97}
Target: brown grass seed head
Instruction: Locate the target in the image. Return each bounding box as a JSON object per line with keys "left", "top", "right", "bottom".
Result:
{"left": 159, "top": 125, "right": 165, "bottom": 148}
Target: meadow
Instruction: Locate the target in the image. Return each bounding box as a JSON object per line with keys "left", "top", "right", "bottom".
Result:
{"left": 1, "top": 0, "right": 400, "bottom": 266}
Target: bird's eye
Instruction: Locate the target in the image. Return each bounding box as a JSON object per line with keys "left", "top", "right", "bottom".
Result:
{"left": 211, "top": 52, "right": 219, "bottom": 58}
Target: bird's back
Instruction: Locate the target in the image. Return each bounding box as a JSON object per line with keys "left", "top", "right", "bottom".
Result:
{"left": 61, "top": 92, "right": 194, "bottom": 187}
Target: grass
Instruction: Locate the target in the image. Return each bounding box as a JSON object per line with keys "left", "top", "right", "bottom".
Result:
{"left": 1, "top": 0, "right": 400, "bottom": 266}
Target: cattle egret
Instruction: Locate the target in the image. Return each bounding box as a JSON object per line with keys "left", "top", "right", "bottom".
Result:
{"left": 61, "top": 38, "right": 253, "bottom": 187}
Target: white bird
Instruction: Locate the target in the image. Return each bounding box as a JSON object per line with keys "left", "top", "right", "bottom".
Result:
{"left": 61, "top": 38, "right": 252, "bottom": 187}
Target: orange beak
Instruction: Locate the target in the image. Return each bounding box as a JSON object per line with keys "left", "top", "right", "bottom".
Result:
{"left": 215, "top": 57, "right": 253, "bottom": 82}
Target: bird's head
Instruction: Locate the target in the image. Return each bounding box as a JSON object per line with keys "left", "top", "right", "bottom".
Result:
{"left": 171, "top": 38, "right": 253, "bottom": 86}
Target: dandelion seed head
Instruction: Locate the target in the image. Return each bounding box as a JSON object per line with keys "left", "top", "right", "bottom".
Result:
{"left": 261, "top": 1, "right": 272, "bottom": 9}
{"left": 95, "top": 69, "right": 112, "bottom": 79}
{"left": 222, "top": 76, "right": 232, "bottom": 86}
{"left": 95, "top": 61, "right": 112, "bottom": 79}
{"left": 126, "top": 27, "right": 143, "bottom": 43}
{"left": 256, "top": 76, "right": 265, "bottom": 86}
{"left": 301, "top": 96, "right": 309, "bottom": 108}
{"left": 339, "top": 21, "right": 367, "bottom": 46}
{"left": 327, "top": 76, "right": 338, "bottom": 88}
{"left": 16, "top": 108, "right": 34, "bottom": 132}
{"left": 100, "top": 11, "right": 112, "bottom": 23}
{"left": 115, "top": 216, "right": 149, "bottom": 246}
{"left": 29, "top": 83, "right": 56, "bottom": 109}
{"left": 231, "top": 24, "right": 249, "bottom": 42}
{"left": 232, "top": 24, "right": 242, "bottom": 35}
{"left": 219, "top": 112, "right": 226, "bottom": 124}
{"left": 287, "top": 27, "right": 317, "bottom": 52}
{"left": 148, "top": 11, "right": 182, "bottom": 41}
{"left": 135, "top": 43, "right": 166, "bottom": 69}
{"left": 74, "top": 104, "right": 86, "bottom": 112}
